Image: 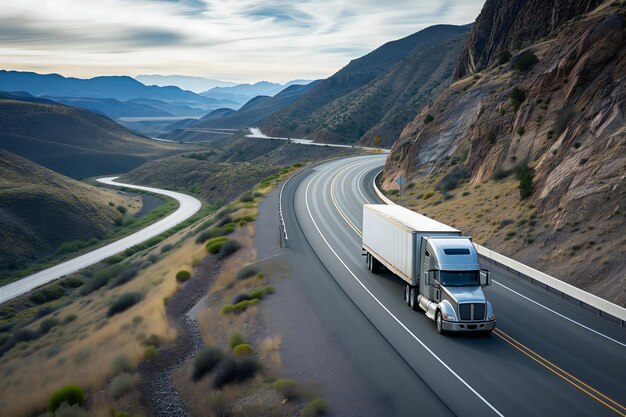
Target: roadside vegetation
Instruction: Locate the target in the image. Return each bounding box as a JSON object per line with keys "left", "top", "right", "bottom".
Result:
{"left": 0, "top": 155, "right": 328, "bottom": 416}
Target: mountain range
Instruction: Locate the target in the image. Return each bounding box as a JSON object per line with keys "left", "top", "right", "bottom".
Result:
{"left": 135, "top": 74, "right": 236, "bottom": 93}
{"left": 199, "top": 80, "right": 314, "bottom": 108}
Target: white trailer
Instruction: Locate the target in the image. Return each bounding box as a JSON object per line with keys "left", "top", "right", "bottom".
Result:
{"left": 362, "top": 204, "right": 496, "bottom": 334}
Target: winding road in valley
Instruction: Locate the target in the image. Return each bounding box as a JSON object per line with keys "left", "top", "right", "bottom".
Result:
{"left": 280, "top": 155, "right": 626, "bottom": 417}
{"left": 0, "top": 177, "right": 201, "bottom": 305}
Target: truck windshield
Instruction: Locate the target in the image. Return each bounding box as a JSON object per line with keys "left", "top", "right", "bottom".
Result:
{"left": 439, "top": 271, "right": 480, "bottom": 286}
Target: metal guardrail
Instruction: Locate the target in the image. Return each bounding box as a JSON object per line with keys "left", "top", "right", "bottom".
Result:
{"left": 372, "top": 171, "right": 626, "bottom": 326}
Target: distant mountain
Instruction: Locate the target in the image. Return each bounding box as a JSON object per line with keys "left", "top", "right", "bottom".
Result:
{"left": 0, "top": 70, "right": 227, "bottom": 120}
{"left": 0, "top": 92, "right": 188, "bottom": 178}
{"left": 0, "top": 149, "right": 122, "bottom": 273}
{"left": 135, "top": 74, "right": 236, "bottom": 93}
{"left": 261, "top": 25, "right": 471, "bottom": 145}
{"left": 200, "top": 80, "right": 313, "bottom": 108}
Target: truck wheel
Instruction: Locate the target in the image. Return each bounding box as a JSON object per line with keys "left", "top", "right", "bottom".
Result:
{"left": 409, "top": 287, "right": 418, "bottom": 311}
{"left": 404, "top": 284, "right": 410, "bottom": 305}
{"left": 436, "top": 311, "right": 445, "bottom": 335}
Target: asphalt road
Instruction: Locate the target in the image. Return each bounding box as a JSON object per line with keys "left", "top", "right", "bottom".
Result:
{"left": 282, "top": 155, "right": 626, "bottom": 417}
{"left": 0, "top": 177, "right": 201, "bottom": 305}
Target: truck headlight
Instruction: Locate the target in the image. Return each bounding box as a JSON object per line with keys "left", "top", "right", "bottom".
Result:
{"left": 442, "top": 312, "right": 457, "bottom": 321}
{"left": 488, "top": 312, "right": 496, "bottom": 320}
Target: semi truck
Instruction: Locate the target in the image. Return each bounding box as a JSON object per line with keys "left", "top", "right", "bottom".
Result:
{"left": 362, "top": 204, "right": 496, "bottom": 334}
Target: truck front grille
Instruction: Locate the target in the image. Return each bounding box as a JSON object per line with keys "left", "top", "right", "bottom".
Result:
{"left": 458, "top": 303, "right": 486, "bottom": 321}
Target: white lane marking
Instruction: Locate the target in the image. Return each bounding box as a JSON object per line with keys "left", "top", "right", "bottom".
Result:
{"left": 493, "top": 280, "right": 626, "bottom": 348}
{"left": 303, "top": 166, "right": 505, "bottom": 417}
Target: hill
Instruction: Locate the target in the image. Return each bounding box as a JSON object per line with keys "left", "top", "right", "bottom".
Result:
{"left": 0, "top": 149, "right": 125, "bottom": 273}
{"left": 383, "top": 0, "right": 625, "bottom": 304}
{"left": 261, "top": 25, "right": 471, "bottom": 146}
{"left": 0, "top": 92, "right": 190, "bottom": 178}
{"left": 165, "top": 81, "right": 321, "bottom": 141}
{"left": 200, "top": 80, "right": 313, "bottom": 108}
{"left": 135, "top": 74, "right": 236, "bottom": 93}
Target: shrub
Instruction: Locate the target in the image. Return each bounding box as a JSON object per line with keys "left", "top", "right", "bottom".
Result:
{"left": 141, "top": 333, "right": 161, "bottom": 347}
{"left": 212, "top": 356, "right": 262, "bottom": 388}
{"left": 108, "top": 265, "right": 140, "bottom": 288}
{"left": 107, "top": 292, "right": 143, "bottom": 317}
{"left": 233, "top": 343, "right": 253, "bottom": 357}
{"left": 487, "top": 131, "right": 497, "bottom": 143}
{"left": 517, "top": 126, "right": 525, "bottom": 136}
{"left": 144, "top": 346, "right": 157, "bottom": 360}
{"left": 221, "top": 299, "right": 259, "bottom": 314}
{"left": 104, "top": 254, "right": 126, "bottom": 264}
{"left": 232, "top": 293, "right": 252, "bottom": 304}
{"left": 191, "top": 256, "right": 202, "bottom": 267}
{"left": 111, "top": 353, "right": 132, "bottom": 375}
{"left": 514, "top": 51, "right": 538, "bottom": 71}
{"left": 206, "top": 237, "right": 228, "bottom": 254}
{"left": 509, "top": 87, "right": 526, "bottom": 111}
{"left": 301, "top": 399, "right": 327, "bottom": 417}
{"left": 422, "top": 191, "right": 435, "bottom": 200}
{"left": 61, "top": 277, "right": 84, "bottom": 288}
{"left": 80, "top": 264, "right": 124, "bottom": 295}
{"left": 423, "top": 114, "right": 434, "bottom": 125}
{"left": 492, "top": 167, "right": 510, "bottom": 180}
{"left": 496, "top": 50, "right": 511, "bottom": 65}
{"left": 160, "top": 243, "right": 173, "bottom": 253}
{"left": 40, "top": 317, "right": 61, "bottom": 334}
{"left": 518, "top": 165, "right": 535, "bottom": 199}
{"left": 193, "top": 346, "right": 225, "bottom": 381}
{"left": 110, "top": 373, "right": 139, "bottom": 399}
{"left": 218, "top": 240, "right": 240, "bottom": 259}
{"left": 274, "top": 379, "right": 298, "bottom": 400}
{"left": 236, "top": 265, "right": 259, "bottom": 280}
{"left": 116, "top": 205, "right": 127, "bottom": 214}
{"left": 48, "top": 385, "right": 85, "bottom": 412}
{"left": 229, "top": 332, "right": 246, "bottom": 349}
{"left": 239, "top": 192, "right": 254, "bottom": 203}
{"left": 175, "top": 270, "right": 191, "bottom": 283}
{"left": 62, "top": 314, "right": 76, "bottom": 324}
{"left": 499, "top": 219, "right": 514, "bottom": 228}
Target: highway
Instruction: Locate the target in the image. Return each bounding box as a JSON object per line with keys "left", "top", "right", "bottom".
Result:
{"left": 0, "top": 177, "right": 202, "bottom": 305}
{"left": 281, "top": 155, "right": 626, "bottom": 417}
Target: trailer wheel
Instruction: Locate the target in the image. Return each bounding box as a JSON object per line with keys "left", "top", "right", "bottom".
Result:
{"left": 404, "top": 284, "right": 410, "bottom": 305}
{"left": 436, "top": 310, "right": 445, "bottom": 335}
{"left": 409, "top": 287, "right": 418, "bottom": 311}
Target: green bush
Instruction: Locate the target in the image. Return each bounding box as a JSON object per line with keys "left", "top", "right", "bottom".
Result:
{"left": 108, "top": 265, "right": 140, "bottom": 288}
{"left": 175, "top": 270, "right": 191, "bottom": 283}
{"left": 423, "top": 114, "right": 434, "bottom": 125}
{"left": 229, "top": 332, "right": 246, "bottom": 349}
{"left": 111, "top": 353, "right": 132, "bottom": 375}
{"left": 233, "top": 343, "right": 253, "bottom": 357}
{"left": 496, "top": 50, "right": 511, "bottom": 65}
{"left": 221, "top": 299, "right": 259, "bottom": 314}
{"left": 514, "top": 51, "right": 538, "bottom": 71}
{"left": 104, "top": 254, "right": 126, "bottom": 264}
{"left": 61, "top": 277, "right": 84, "bottom": 288}
{"left": 144, "top": 346, "right": 157, "bottom": 360}
{"left": 509, "top": 87, "right": 526, "bottom": 111}
{"left": 40, "top": 317, "right": 61, "bottom": 334}
{"left": 206, "top": 236, "right": 228, "bottom": 254}
{"left": 48, "top": 385, "right": 85, "bottom": 412}
{"left": 236, "top": 265, "right": 259, "bottom": 280}
{"left": 193, "top": 346, "right": 225, "bottom": 381}
{"left": 107, "top": 292, "right": 143, "bottom": 317}
{"left": 110, "top": 373, "right": 139, "bottom": 399}
{"left": 422, "top": 191, "right": 435, "bottom": 200}
{"left": 273, "top": 379, "right": 298, "bottom": 400}
{"left": 518, "top": 165, "right": 535, "bottom": 199}
{"left": 517, "top": 126, "right": 525, "bottom": 136}
{"left": 239, "top": 192, "right": 254, "bottom": 203}
{"left": 116, "top": 205, "right": 127, "bottom": 214}
{"left": 301, "top": 399, "right": 327, "bottom": 417}
{"left": 80, "top": 264, "right": 124, "bottom": 295}
{"left": 219, "top": 240, "right": 240, "bottom": 259}
{"left": 212, "top": 356, "right": 262, "bottom": 388}
{"left": 249, "top": 286, "right": 274, "bottom": 300}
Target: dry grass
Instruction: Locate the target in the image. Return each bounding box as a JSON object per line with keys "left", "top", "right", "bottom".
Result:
{"left": 0, "top": 224, "right": 209, "bottom": 416}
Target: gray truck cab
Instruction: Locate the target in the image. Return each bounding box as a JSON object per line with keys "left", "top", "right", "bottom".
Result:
{"left": 418, "top": 237, "right": 496, "bottom": 334}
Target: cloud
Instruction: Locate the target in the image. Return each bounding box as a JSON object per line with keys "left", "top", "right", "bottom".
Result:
{"left": 0, "top": 0, "right": 486, "bottom": 82}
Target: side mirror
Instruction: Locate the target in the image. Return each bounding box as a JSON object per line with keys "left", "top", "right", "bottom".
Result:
{"left": 480, "top": 269, "right": 491, "bottom": 287}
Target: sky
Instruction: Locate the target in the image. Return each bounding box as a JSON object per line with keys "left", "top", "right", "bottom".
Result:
{"left": 0, "top": 0, "right": 486, "bottom": 84}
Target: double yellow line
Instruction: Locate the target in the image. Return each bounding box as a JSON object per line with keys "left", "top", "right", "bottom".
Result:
{"left": 325, "top": 160, "right": 626, "bottom": 417}
{"left": 494, "top": 329, "right": 626, "bottom": 416}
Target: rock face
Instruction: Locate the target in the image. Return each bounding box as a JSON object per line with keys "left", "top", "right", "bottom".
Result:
{"left": 455, "top": 0, "right": 604, "bottom": 79}
{"left": 385, "top": 1, "right": 626, "bottom": 304}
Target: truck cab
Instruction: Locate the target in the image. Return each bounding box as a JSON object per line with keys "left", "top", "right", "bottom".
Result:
{"left": 418, "top": 237, "right": 496, "bottom": 334}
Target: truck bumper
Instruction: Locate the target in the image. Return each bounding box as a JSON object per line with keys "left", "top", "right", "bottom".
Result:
{"left": 442, "top": 320, "right": 496, "bottom": 332}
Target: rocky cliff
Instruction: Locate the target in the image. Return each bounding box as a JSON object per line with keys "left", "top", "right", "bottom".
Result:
{"left": 384, "top": 1, "right": 626, "bottom": 305}
{"left": 454, "top": 0, "right": 604, "bottom": 79}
